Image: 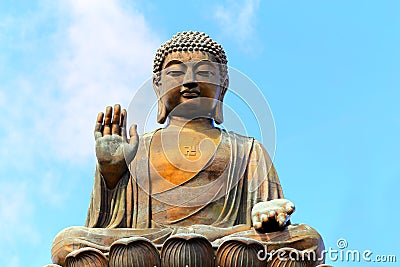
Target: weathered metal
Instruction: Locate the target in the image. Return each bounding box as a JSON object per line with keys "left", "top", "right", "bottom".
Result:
{"left": 47, "top": 31, "right": 325, "bottom": 267}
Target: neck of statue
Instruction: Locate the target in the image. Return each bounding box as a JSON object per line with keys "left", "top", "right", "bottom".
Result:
{"left": 166, "top": 116, "right": 215, "bottom": 131}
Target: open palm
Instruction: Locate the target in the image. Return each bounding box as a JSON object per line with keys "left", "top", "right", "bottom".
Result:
{"left": 94, "top": 104, "right": 139, "bottom": 189}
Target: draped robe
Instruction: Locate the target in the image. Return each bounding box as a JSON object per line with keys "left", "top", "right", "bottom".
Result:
{"left": 86, "top": 129, "right": 283, "bottom": 229}
{"left": 51, "top": 130, "right": 324, "bottom": 265}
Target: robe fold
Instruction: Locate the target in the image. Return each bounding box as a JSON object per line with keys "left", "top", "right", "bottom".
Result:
{"left": 52, "top": 130, "right": 324, "bottom": 265}
{"left": 86, "top": 130, "right": 283, "bottom": 232}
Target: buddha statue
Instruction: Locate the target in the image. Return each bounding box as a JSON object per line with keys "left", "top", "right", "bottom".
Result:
{"left": 48, "top": 31, "right": 326, "bottom": 267}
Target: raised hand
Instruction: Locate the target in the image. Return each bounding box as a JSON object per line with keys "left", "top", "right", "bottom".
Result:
{"left": 251, "top": 199, "right": 295, "bottom": 231}
{"left": 94, "top": 104, "right": 139, "bottom": 189}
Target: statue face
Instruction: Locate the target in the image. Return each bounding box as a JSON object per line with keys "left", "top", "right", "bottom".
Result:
{"left": 156, "top": 51, "right": 224, "bottom": 121}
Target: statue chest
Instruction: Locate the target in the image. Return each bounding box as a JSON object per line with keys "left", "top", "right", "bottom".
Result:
{"left": 148, "top": 130, "right": 231, "bottom": 226}
{"left": 148, "top": 130, "right": 230, "bottom": 189}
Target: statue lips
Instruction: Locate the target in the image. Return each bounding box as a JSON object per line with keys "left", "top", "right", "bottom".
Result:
{"left": 180, "top": 88, "right": 201, "bottom": 99}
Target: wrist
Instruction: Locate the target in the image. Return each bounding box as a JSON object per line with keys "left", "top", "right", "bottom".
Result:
{"left": 97, "top": 163, "right": 128, "bottom": 189}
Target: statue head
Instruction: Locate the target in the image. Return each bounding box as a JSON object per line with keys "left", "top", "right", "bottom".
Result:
{"left": 153, "top": 31, "right": 229, "bottom": 124}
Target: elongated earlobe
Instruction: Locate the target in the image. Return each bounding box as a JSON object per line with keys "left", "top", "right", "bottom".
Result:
{"left": 157, "top": 99, "right": 167, "bottom": 124}
{"left": 214, "top": 79, "right": 229, "bottom": 125}
{"left": 214, "top": 99, "right": 224, "bottom": 124}
{"left": 153, "top": 75, "right": 167, "bottom": 124}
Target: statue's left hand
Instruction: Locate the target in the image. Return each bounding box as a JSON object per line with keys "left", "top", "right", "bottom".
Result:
{"left": 251, "top": 199, "right": 295, "bottom": 230}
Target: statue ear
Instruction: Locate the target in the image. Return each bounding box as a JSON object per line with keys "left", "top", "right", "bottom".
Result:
{"left": 157, "top": 99, "right": 167, "bottom": 124}
{"left": 214, "top": 79, "right": 229, "bottom": 125}
{"left": 214, "top": 100, "right": 223, "bottom": 125}
{"left": 153, "top": 75, "right": 167, "bottom": 124}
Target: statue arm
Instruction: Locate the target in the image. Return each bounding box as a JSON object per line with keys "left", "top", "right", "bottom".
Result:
{"left": 86, "top": 104, "right": 139, "bottom": 228}
{"left": 248, "top": 140, "right": 295, "bottom": 231}
{"left": 85, "top": 165, "right": 130, "bottom": 228}
{"left": 247, "top": 140, "right": 283, "bottom": 202}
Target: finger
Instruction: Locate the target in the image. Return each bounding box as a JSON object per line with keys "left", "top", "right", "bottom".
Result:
{"left": 253, "top": 222, "right": 262, "bottom": 229}
{"left": 267, "top": 210, "right": 276, "bottom": 219}
{"left": 103, "top": 106, "right": 113, "bottom": 135}
{"left": 129, "top": 124, "right": 139, "bottom": 145}
{"left": 285, "top": 202, "right": 295, "bottom": 215}
{"left": 112, "top": 104, "right": 121, "bottom": 135}
{"left": 96, "top": 112, "right": 104, "bottom": 125}
{"left": 253, "top": 220, "right": 262, "bottom": 229}
{"left": 260, "top": 214, "right": 269, "bottom": 223}
{"left": 252, "top": 215, "right": 262, "bottom": 229}
{"left": 120, "top": 109, "right": 128, "bottom": 142}
{"left": 277, "top": 212, "right": 287, "bottom": 227}
{"left": 94, "top": 112, "right": 104, "bottom": 140}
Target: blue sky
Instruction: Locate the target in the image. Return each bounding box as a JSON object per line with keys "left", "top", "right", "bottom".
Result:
{"left": 0, "top": 0, "right": 399, "bottom": 266}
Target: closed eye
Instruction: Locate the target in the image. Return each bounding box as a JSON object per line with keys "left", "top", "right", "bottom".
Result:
{"left": 166, "top": 70, "right": 185, "bottom": 76}
{"left": 196, "top": 70, "right": 215, "bottom": 77}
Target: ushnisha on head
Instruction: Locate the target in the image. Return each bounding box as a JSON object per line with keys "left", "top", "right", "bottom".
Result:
{"left": 152, "top": 31, "right": 229, "bottom": 124}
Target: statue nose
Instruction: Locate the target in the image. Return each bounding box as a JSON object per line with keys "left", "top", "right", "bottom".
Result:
{"left": 183, "top": 69, "right": 197, "bottom": 87}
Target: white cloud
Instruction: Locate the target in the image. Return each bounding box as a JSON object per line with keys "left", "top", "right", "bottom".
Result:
{"left": 214, "top": 0, "right": 261, "bottom": 50}
{"left": 8, "top": 257, "right": 19, "bottom": 267}
{"left": 0, "top": 181, "right": 40, "bottom": 243}
{"left": 38, "top": 171, "right": 70, "bottom": 206}
{"left": 0, "top": 0, "right": 162, "bottom": 186}
{"left": 0, "top": 1, "right": 161, "bottom": 265}
{"left": 1, "top": 0, "right": 161, "bottom": 164}
{"left": 0, "top": 79, "right": 45, "bottom": 171}
{"left": 47, "top": 0, "right": 161, "bottom": 162}
{"left": 0, "top": 181, "right": 41, "bottom": 267}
